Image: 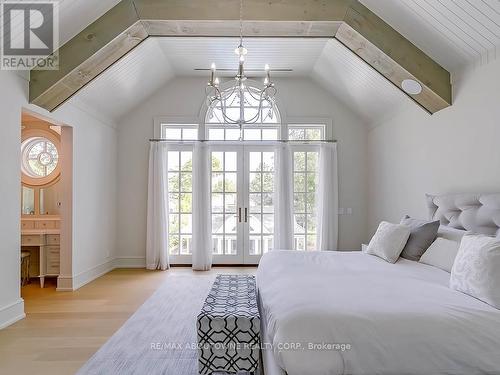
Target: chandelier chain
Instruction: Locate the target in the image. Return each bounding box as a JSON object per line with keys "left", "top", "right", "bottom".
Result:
{"left": 239, "top": 0, "right": 244, "bottom": 46}
{"left": 204, "top": 0, "right": 277, "bottom": 130}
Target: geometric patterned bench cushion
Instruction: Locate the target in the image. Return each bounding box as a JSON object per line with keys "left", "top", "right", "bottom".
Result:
{"left": 197, "top": 275, "right": 260, "bottom": 374}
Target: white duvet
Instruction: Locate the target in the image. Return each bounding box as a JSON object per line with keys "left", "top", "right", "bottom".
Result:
{"left": 256, "top": 250, "right": 500, "bottom": 375}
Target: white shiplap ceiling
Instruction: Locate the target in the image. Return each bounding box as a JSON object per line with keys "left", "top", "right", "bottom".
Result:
{"left": 156, "top": 37, "right": 328, "bottom": 77}
{"left": 312, "top": 39, "right": 409, "bottom": 124}
{"left": 74, "top": 39, "right": 174, "bottom": 123}
{"left": 359, "top": 0, "right": 500, "bottom": 71}
{"left": 64, "top": 0, "right": 500, "bottom": 126}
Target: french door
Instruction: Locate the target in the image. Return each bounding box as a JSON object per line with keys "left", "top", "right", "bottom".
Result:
{"left": 210, "top": 145, "right": 276, "bottom": 265}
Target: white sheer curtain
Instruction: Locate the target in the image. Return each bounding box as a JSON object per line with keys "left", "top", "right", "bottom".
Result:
{"left": 146, "top": 142, "right": 169, "bottom": 270}
{"left": 316, "top": 143, "right": 339, "bottom": 251}
{"left": 192, "top": 142, "right": 213, "bottom": 270}
{"left": 274, "top": 142, "right": 294, "bottom": 250}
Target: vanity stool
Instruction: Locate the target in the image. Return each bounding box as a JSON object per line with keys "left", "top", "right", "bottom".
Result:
{"left": 21, "top": 251, "right": 31, "bottom": 286}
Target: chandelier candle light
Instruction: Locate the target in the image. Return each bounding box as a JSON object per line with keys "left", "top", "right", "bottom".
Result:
{"left": 205, "top": 0, "right": 277, "bottom": 134}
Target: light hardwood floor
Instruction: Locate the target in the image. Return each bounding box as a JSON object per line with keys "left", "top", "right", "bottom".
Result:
{"left": 0, "top": 267, "right": 256, "bottom": 375}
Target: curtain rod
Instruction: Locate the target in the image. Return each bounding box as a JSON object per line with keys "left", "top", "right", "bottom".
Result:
{"left": 149, "top": 139, "right": 337, "bottom": 144}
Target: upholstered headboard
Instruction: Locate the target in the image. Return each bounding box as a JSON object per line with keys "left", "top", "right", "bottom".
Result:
{"left": 427, "top": 193, "right": 500, "bottom": 237}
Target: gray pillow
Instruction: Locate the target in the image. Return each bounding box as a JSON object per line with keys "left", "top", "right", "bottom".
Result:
{"left": 400, "top": 215, "right": 440, "bottom": 261}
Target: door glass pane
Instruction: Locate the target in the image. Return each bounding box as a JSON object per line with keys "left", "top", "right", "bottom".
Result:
{"left": 225, "top": 214, "right": 237, "bottom": 234}
{"left": 211, "top": 151, "right": 240, "bottom": 256}
{"left": 249, "top": 214, "right": 261, "bottom": 234}
{"left": 212, "top": 214, "right": 224, "bottom": 233}
{"left": 225, "top": 152, "right": 237, "bottom": 171}
{"left": 212, "top": 173, "right": 223, "bottom": 192}
{"left": 249, "top": 173, "right": 261, "bottom": 192}
{"left": 262, "top": 236, "right": 274, "bottom": 254}
{"left": 250, "top": 236, "right": 261, "bottom": 255}
{"left": 249, "top": 193, "right": 262, "bottom": 213}
{"left": 249, "top": 152, "right": 261, "bottom": 171}
{"left": 212, "top": 194, "right": 223, "bottom": 212}
{"left": 226, "top": 236, "right": 237, "bottom": 255}
{"left": 293, "top": 151, "right": 319, "bottom": 251}
{"left": 167, "top": 151, "right": 193, "bottom": 255}
{"left": 246, "top": 150, "right": 276, "bottom": 259}
{"left": 262, "top": 152, "right": 275, "bottom": 171}
{"left": 181, "top": 152, "right": 193, "bottom": 170}
{"left": 262, "top": 173, "right": 274, "bottom": 192}
{"left": 225, "top": 193, "right": 237, "bottom": 213}
{"left": 262, "top": 193, "right": 274, "bottom": 213}
{"left": 169, "top": 235, "right": 180, "bottom": 255}
{"left": 263, "top": 214, "right": 274, "bottom": 234}
{"left": 212, "top": 152, "right": 223, "bottom": 171}
{"left": 224, "top": 173, "right": 237, "bottom": 192}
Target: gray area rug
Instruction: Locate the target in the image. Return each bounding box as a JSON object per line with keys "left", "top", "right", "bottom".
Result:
{"left": 77, "top": 274, "right": 216, "bottom": 375}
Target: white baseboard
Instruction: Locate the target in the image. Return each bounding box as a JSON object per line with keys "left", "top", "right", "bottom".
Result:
{"left": 61, "top": 257, "right": 146, "bottom": 291}
{"left": 0, "top": 257, "right": 147, "bottom": 328}
{"left": 114, "top": 256, "right": 146, "bottom": 268}
{"left": 0, "top": 299, "right": 25, "bottom": 330}
{"left": 72, "top": 258, "right": 116, "bottom": 291}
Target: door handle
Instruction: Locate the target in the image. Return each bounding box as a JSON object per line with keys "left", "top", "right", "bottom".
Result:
{"left": 236, "top": 207, "right": 242, "bottom": 223}
{"left": 244, "top": 208, "right": 248, "bottom": 223}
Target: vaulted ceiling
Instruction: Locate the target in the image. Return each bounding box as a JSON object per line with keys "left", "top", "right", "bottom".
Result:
{"left": 43, "top": 0, "right": 500, "bottom": 126}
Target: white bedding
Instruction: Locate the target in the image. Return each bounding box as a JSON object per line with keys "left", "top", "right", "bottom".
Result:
{"left": 256, "top": 250, "right": 500, "bottom": 375}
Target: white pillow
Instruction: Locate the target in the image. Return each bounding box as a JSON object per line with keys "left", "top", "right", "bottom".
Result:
{"left": 419, "top": 237, "right": 460, "bottom": 272}
{"left": 450, "top": 235, "right": 500, "bottom": 309}
{"left": 437, "top": 226, "right": 469, "bottom": 242}
{"left": 365, "top": 221, "right": 411, "bottom": 263}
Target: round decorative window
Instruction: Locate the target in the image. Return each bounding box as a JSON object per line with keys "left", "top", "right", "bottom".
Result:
{"left": 21, "top": 137, "right": 59, "bottom": 179}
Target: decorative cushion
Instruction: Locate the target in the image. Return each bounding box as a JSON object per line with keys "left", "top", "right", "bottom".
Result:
{"left": 450, "top": 235, "right": 500, "bottom": 309}
{"left": 420, "top": 237, "right": 460, "bottom": 273}
{"left": 400, "top": 215, "right": 440, "bottom": 261}
{"left": 365, "top": 221, "right": 411, "bottom": 263}
{"left": 437, "top": 225, "right": 469, "bottom": 243}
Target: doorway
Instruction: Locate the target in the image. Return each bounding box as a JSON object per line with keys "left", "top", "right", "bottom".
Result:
{"left": 20, "top": 110, "right": 73, "bottom": 291}
{"left": 210, "top": 145, "right": 276, "bottom": 265}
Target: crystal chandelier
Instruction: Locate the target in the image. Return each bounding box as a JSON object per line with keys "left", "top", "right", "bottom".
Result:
{"left": 205, "top": 0, "right": 277, "bottom": 129}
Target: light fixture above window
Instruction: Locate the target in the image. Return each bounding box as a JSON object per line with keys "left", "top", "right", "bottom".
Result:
{"left": 205, "top": 0, "right": 277, "bottom": 130}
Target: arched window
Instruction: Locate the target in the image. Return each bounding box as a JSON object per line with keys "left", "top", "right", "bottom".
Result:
{"left": 205, "top": 84, "right": 281, "bottom": 141}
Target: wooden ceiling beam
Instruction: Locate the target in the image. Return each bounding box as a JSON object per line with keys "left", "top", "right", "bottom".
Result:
{"left": 30, "top": 0, "right": 451, "bottom": 113}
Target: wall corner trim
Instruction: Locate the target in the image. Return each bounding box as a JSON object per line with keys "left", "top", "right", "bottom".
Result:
{"left": 0, "top": 298, "right": 25, "bottom": 330}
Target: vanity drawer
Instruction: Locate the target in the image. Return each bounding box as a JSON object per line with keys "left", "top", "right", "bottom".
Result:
{"left": 46, "top": 246, "right": 60, "bottom": 275}
{"left": 46, "top": 262, "right": 60, "bottom": 275}
{"left": 21, "top": 235, "right": 44, "bottom": 246}
{"left": 46, "top": 235, "right": 60, "bottom": 245}
{"left": 21, "top": 221, "right": 35, "bottom": 230}
{"left": 35, "top": 220, "right": 56, "bottom": 230}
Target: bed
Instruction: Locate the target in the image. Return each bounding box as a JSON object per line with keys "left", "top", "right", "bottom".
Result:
{"left": 256, "top": 193, "right": 500, "bottom": 375}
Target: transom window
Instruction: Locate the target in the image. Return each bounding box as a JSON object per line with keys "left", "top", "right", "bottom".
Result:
{"left": 161, "top": 124, "right": 198, "bottom": 140}
{"left": 288, "top": 124, "right": 325, "bottom": 141}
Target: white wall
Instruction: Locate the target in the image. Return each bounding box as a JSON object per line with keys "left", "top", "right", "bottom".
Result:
{"left": 116, "top": 76, "right": 368, "bottom": 264}
{"left": 0, "top": 71, "right": 118, "bottom": 328}
{"left": 0, "top": 72, "right": 26, "bottom": 328}
{"left": 45, "top": 102, "right": 118, "bottom": 288}
{"left": 367, "top": 59, "right": 500, "bottom": 235}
